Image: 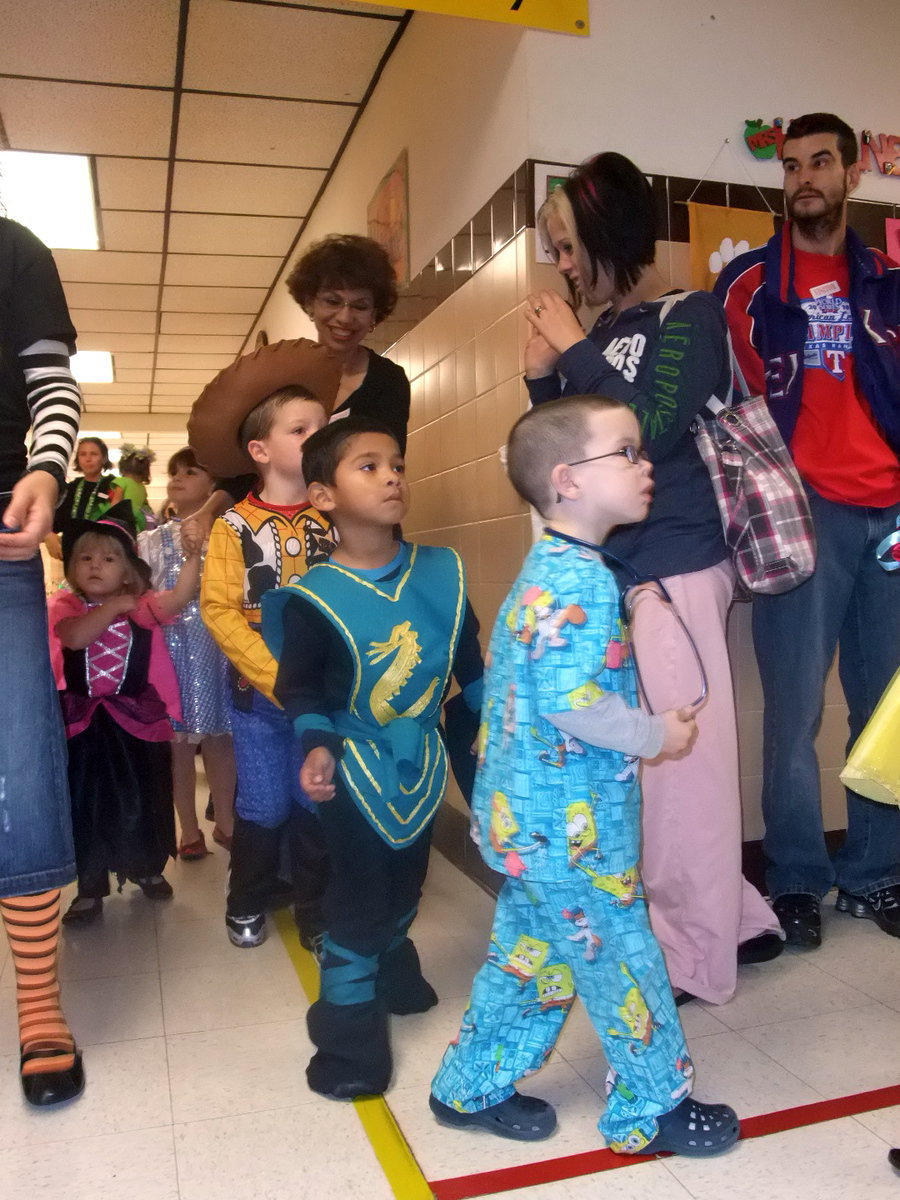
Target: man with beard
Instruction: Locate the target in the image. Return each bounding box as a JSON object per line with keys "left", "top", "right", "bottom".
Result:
{"left": 715, "top": 112, "right": 900, "bottom": 950}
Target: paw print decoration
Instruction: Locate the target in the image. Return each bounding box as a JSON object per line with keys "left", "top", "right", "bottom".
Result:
{"left": 708, "top": 236, "right": 750, "bottom": 277}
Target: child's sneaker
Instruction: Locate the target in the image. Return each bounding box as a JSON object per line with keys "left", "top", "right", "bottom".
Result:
{"left": 226, "top": 912, "right": 267, "bottom": 947}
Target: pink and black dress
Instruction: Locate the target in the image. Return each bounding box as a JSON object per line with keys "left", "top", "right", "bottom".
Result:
{"left": 48, "top": 591, "right": 181, "bottom": 898}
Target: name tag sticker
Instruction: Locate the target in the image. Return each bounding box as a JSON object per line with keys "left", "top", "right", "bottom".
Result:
{"left": 810, "top": 280, "right": 841, "bottom": 299}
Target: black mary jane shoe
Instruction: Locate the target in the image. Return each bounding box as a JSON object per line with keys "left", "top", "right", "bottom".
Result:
{"left": 132, "top": 875, "right": 174, "bottom": 901}
{"left": 737, "top": 931, "right": 786, "bottom": 965}
{"left": 62, "top": 896, "right": 103, "bottom": 925}
{"left": 889, "top": 1147, "right": 900, "bottom": 1173}
{"left": 20, "top": 1049, "right": 85, "bottom": 1107}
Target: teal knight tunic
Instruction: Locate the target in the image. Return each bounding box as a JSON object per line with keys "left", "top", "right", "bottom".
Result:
{"left": 262, "top": 542, "right": 482, "bottom": 847}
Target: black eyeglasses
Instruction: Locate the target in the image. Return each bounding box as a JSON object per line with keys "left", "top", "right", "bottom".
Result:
{"left": 566, "top": 446, "right": 648, "bottom": 468}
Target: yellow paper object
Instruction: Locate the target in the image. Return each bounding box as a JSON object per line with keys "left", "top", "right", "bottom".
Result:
{"left": 351, "top": 1, "right": 589, "bottom": 35}
{"left": 841, "top": 666, "right": 900, "bottom": 806}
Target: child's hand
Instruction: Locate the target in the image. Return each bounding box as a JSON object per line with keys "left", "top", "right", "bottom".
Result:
{"left": 660, "top": 706, "right": 698, "bottom": 756}
{"left": 180, "top": 526, "right": 203, "bottom": 557}
{"left": 111, "top": 593, "right": 137, "bottom": 616}
{"left": 300, "top": 747, "right": 336, "bottom": 803}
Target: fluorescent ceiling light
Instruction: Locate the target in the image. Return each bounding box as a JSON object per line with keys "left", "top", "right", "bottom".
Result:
{"left": 0, "top": 151, "right": 99, "bottom": 249}
{"left": 71, "top": 350, "right": 114, "bottom": 383}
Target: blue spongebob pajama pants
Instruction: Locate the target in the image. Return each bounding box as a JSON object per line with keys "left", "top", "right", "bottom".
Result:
{"left": 432, "top": 874, "right": 693, "bottom": 1150}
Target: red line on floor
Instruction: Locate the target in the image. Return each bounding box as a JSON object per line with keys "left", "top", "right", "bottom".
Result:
{"left": 427, "top": 1083, "right": 900, "bottom": 1200}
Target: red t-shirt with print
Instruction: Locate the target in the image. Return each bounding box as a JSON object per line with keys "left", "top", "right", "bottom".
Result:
{"left": 789, "top": 247, "right": 900, "bottom": 506}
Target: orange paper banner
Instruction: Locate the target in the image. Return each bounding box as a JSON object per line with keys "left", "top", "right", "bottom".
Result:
{"left": 688, "top": 202, "right": 775, "bottom": 292}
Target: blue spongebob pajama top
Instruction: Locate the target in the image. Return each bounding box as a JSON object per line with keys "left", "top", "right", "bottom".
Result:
{"left": 432, "top": 533, "right": 693, "bottom": 1151}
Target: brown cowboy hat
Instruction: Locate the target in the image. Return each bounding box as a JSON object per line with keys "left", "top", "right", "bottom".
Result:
{"left": 188, "top": 338, "right": 341, "bottom": 477}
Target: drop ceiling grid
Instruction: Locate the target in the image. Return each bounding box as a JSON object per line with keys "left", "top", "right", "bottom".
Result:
{"left": 0, "top": 0, "right": 406, "bottom": 458}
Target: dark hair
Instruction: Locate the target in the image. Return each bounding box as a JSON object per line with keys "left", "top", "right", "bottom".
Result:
{"left": 237, "top": 384, "right": 320, "bottom": 450}
{"left": 783, "top": 112, "right": 859, "bottom": 168}
{"left": 507, "top": 395, "right": 628, "bottom": 514}
{"left": 563, "top": 152, "right": 657, "bottom": 297}
{"left": 301, "top": 416, "right": 399, "bottom": 488}
{"left": 76, "top": 436, "right": 112, "bottom": 472}
{"left": 286, "top": 234, "right": 398, "bottom": 324}
{"left": 167, "top": 446, "right": 211, "bottom": 476}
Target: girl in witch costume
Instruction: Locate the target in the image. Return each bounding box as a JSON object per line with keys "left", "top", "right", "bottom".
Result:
{"left": 48, "top": 502, "right": 202, "bottom": 923}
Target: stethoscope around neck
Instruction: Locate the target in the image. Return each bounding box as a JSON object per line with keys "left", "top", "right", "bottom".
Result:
{"left": 543, "top": 526, "right": 709, "bottom": 713}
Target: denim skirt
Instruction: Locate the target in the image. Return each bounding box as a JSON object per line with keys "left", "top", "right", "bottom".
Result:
{"left": 0, "top": 556, "right": 76, "bottom": 896}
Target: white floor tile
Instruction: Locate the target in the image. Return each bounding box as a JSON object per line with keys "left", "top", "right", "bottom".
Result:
{"left": 166, "top": 1019, "right": 314, "bottom": 1123}
{"left": 662, "top": 1116, "right": 900, "bottom": 1200}
{"left": 59, "top": 903, "right": 159, "bottom": 980}
{"left": 173, "top": 1103, "right": 395, "bottom": 1200}
{"left": 703, "top": 952, "right": 869, "bottom": 1031}
{"left": 60, "top": 971, "right": 165, "bottom": 1046}
{"left": 0, "top": 1126, "right": 179, "bottom": 1200}
{"left": 740, "top": 1002, "right": 900, "bottom": 1097}
{"left": 489, "top": 1159, "right": 695, "bottom": 1199}
{"left": 159, "top": 950, "right": 306, "bottom": 1036}
{"left": 0, "top": 1037, "right": 171, "bottom": 1146}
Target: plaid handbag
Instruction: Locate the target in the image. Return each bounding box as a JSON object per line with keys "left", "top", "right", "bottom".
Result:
{"left": 691, "top": 334, "right": 816, "bottom": 595}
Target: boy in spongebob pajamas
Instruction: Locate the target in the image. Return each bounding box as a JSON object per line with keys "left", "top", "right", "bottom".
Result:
{"left": 431, "top": 396, "right": 739, "bottom": 1156}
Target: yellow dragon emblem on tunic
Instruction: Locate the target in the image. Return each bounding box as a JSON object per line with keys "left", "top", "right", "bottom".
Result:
{"left": 367, "top": 620, "right": 439, "bottom": 725}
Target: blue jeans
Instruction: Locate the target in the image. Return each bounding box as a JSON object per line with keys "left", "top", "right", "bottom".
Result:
{"left": 230, "top": 690, "right": 311, "bottom": 827}
{"left": 0, "top": 557, "right": 76, "bottom": 896}
{"left": 753, "top": 489, "right": 900, "bottom": 900}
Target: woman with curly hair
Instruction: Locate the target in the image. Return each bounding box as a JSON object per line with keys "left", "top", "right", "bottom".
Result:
{"left": 286, "top": 234, "right": 410, "bottom": 452}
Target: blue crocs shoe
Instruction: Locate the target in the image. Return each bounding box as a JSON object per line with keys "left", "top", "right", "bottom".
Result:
{"left": 628, "top": 1097, "right": 740, "bottom": 1157}
{"left": 429, "top": 1091, "right": 557, "bottom": 1141}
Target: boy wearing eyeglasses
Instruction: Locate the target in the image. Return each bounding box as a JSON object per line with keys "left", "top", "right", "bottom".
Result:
{"left": 430, "top": 395, "right": 741, "bottom": 1158}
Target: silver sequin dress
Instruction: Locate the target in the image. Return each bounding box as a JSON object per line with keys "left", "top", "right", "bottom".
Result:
{"left": 138, "top": 520, "right": 231, "bottom": 739}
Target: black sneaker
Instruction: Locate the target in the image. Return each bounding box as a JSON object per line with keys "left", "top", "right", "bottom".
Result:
{"left": 772, "top": 894, "right": 821, "bottom": 948}
{"left": 226, "top": 912, "right": 267, "bottom": 948}
{"left": 836, "top": 885, "right": 900, "bottom": 937}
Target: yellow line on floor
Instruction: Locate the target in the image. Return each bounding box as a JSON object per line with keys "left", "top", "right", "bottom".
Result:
{"left": 273, "top": 908, "right": 435, "bottom": 1200}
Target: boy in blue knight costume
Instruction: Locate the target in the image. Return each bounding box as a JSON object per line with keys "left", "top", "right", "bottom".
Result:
{"left": 263, "top": 417, "right": 483, "bottom": 1099}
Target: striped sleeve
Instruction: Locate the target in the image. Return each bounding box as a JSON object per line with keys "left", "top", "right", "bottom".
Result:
{"left": 20, "top": 338, "right": 82, "bottom": 480}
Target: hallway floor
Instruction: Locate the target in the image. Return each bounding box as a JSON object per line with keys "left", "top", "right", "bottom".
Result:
{"left": 3, "top": 800, "right": 900, "bottom": 1200}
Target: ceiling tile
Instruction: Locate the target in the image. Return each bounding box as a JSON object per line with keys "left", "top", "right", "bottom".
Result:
{"left": 156, "top": 334, "right": 244, "bottom": 354}
{"left": 114, "top": 370, "right": 154, "bottom": 383}
{"left": 261, "top": 1, "right": 403, "bottom": 13}
{"left": 152, "top": 384, "right": 206, "bottom": 396}
{"left": 0, "top": 79, "right": 173, "bottom": 157}
{"left": 155, "top": 369, "right": 223, "bottom": 383}
{"left": 62, "top": 283, "right": 159, "bottom": 312}
{"left": 162, "top": 285, "right": 266, "bottom": 313}
{"left": 0, "top": 0, "right": 181, "bottom": 87}
{"left": 101, "top": 211, "right": 166, "bottom": 253}
{"left": 160, "top": 312, "right": 253, "bottom": 336}
{"left": 80, "top": 382, "right": 154, "bottom": 396}
{"left": 152, "top": 402, "right": 195, "bottom": 411}
{"left": 78, "top": 332, "right": 157, "bottom": 352}
{"left": 85, "top": 398, "right": 153, "bottom": 410}
{"left": 95, "top": 158, "right": 169, "bottom": 212}
{"left": 155, "top": 353, "right": 234, "bottom": 370}
{"left": 168, "top": 213, "right": 297, "bottom": 256}
{"left": 113, "top": 353, "right": 155, "bottom": 369}
{"left": 69, "top": 310, "right": 158, "bottom": 334}
{"left": 183, "top": 0, "right": 397, "bottom": 103}
{"left": 170, "top": 161, "right": 323, "bottom": 216}
{"left": 176, "top": 92, "right": 352, "bottom": 167}
{"left": 54, "top": 250, "right": 162, "bottom": 286}
{"left": 164, "top": 253, "right": 283, "bottom": 288}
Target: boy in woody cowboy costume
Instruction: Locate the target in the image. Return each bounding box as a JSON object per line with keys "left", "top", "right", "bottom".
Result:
{"left": 189, "top": 339, "right": 339, "bottom": 951}
{"left": 261, "top": 417, "right": 484, "bottom": 1100}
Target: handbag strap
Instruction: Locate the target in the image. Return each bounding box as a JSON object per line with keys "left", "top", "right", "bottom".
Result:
{"left": 655, "top": 290, "right": 752, "bottom": 417}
